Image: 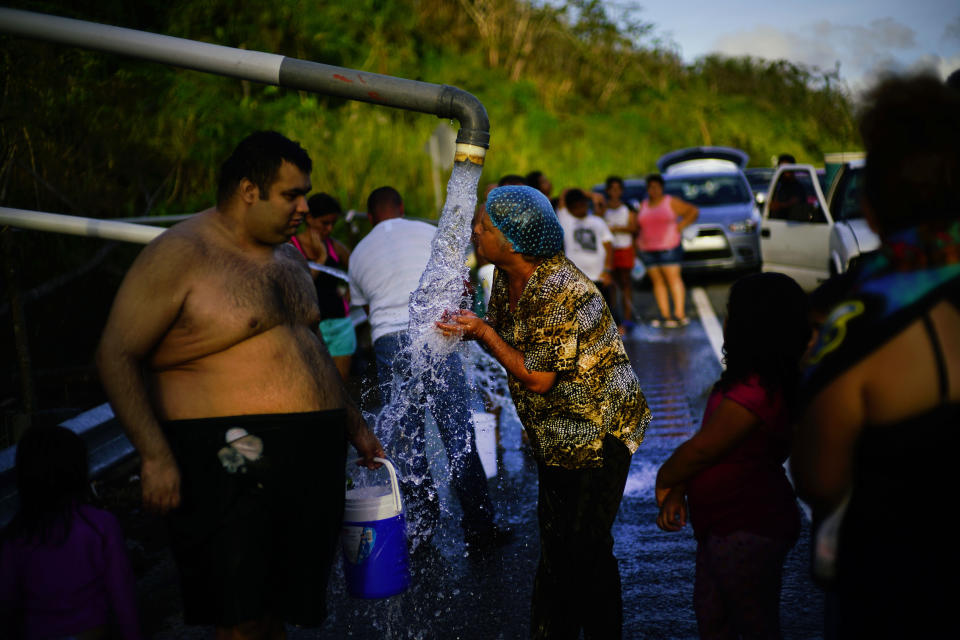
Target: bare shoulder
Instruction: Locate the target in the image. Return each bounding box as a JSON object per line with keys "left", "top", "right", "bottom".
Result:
{"left": 856, "top": 310, "right": 953, "bottom": 423}
{"left": 116, "top": 212, "right": 223, "bottom": 305}
{"left": 137, "top": 213, "right": 210, "bottom": 268}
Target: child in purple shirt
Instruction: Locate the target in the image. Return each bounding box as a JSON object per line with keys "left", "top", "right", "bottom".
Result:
{"left": 0, "top": 425, "right": 141, "bottom": 639}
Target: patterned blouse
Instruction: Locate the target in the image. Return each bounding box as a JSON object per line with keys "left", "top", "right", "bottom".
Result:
{"left": 486, "top": 253, "right": 651, "bottom": 468}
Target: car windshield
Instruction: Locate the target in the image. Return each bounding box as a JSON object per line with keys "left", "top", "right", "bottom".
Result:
{"left": 744, "top": 169, "right": 774, "bottom": 191}
{"left": 621, "top": 184, "right": 647, "bottom": 204}
{"left": 664, "top": 175, "right": 751, "bottom": 206}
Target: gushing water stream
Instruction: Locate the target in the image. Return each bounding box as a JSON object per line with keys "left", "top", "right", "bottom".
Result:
{"left": 405, "top": 159, "right": 483, "bottom": 363}
{"left": 369, "top": 159, "right": 481, "bottom": 426}
{"left": 348, "top": 160, "right": 522, "bottom": 638}
{"left": 360, "top": 160, "right": 491, "bottom": 530}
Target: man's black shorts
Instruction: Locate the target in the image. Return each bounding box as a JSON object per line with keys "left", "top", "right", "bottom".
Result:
{"left": 163, "top": 410, "right": 347, "bottom": 627}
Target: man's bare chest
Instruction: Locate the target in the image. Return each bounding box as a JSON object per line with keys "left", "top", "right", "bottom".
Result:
{"left": 175, "top": 251, "right": 319, "bottom": 339}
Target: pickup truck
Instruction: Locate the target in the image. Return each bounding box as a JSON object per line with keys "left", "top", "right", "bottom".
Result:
{"left": 759, "top": 160, "right": 880, "bottom": 291}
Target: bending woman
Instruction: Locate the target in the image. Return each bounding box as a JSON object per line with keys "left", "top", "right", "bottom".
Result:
{"left": 636, "top": 174, "right": 698, "bottom": 327}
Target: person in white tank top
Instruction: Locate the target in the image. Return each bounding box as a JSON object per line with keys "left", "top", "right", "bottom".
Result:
{"left": 602, "top": 176, "right": 638, "bottom": 327}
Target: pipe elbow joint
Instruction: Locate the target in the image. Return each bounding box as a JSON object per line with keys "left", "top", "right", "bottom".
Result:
{"left": 438, "top": 85, "right": 489, "bottom": 149}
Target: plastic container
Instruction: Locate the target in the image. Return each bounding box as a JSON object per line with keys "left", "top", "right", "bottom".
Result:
{"left": 341, "top": 457, "right": 410, "bottom": 598}
{"left": 472, "top": 411, "right": 498, "bottom": 479}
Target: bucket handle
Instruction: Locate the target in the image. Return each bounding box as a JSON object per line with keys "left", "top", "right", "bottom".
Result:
{"left": 354, "top": 457, "right": 403, "bottom": 515}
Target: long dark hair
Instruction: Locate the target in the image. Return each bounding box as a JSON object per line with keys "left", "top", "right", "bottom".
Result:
{"left": 4, "top": 425, "right": 91, "bottom": 546}
{"left": 719, "top": 272, "right": 810, "bottom": 404}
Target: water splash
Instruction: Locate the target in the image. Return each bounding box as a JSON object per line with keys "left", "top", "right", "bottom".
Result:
{"left": 461, "top": 341, "right": 512, "bottom": 414}
{"left": 361, "top": 160, "right": 488, "bottom": 542}
{"left": 406, "top": 160, "right": 484, "bottom": 349}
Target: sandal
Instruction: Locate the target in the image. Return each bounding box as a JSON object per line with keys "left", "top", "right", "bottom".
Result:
{"left": 650, "top": 318, "right": 664, "bottom": 328}
{"left": 663, "top": 318, "right": 680, "bottom": 329}
{"left": 677, "top": 317, "right": 690, "bottom": 326}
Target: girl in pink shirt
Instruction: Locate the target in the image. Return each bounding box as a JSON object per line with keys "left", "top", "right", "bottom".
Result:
{"left": 654, "top": 273, "right": 810, "bottom": 639}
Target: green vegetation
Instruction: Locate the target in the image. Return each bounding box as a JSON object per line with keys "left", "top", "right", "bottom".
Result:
{"left": 0, "top": 0, "right": 862, "bottom": 434}
{"left": 1, "top": 0, "right": 859, "bottom": 219}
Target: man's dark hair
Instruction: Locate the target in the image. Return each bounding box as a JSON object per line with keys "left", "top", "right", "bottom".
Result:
{"left": 605, "top": 176, "right": 624, "bottom": 190}
{"left": 217, "top": 131, "right": 312, "bottom": 208}
{"left": 498, "top": 174, "right": 527, "bottom": 186}
{"left": 525, "top": 171, "right": 544, "bottom": 188}
{"left": 777, "top": 154, "right": 796, "bottom": 165}
{"left": 367, "top": 186, "right": 403, "bottom": 216}
{"left": 859, "top": 72, "right": 960, "bottom": 233}
{"left": 645, "top": 173, "right": 665, "bottom": 188}
{"left": 307, "top": 193, "right": 343, "bottom": 218}
{"left": 563, "top": 188, "right": 590, "bottom": 209}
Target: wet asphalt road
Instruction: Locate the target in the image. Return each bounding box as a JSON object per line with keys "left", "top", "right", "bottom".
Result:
{"left": 116, "top": 276, "right": 825, "bottom": 639}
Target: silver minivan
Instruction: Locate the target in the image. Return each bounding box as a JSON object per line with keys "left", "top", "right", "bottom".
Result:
{"left": 657, "top": 147, "right": 762, "bottom": 271}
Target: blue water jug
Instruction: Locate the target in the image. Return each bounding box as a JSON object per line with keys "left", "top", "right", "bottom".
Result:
{"left": 341, "top": 457, "right": 410, "bottom": 598}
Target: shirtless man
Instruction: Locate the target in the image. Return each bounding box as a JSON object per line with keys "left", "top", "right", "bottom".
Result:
{"left": 96, "top": 131, "right": 382, "bottom": 638}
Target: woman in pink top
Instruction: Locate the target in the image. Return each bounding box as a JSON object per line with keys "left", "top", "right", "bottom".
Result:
{"left": 637, "top": 174, "right": 698, "bottom": 327}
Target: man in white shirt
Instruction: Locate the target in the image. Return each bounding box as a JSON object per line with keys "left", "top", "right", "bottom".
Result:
{"left": 556, "top": 189, "right": 621, "bottom": 327}
{"left": 349, "top": 186, "right": 509, "bottom": 551}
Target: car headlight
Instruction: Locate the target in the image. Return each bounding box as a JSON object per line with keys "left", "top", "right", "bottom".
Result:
{"left": 728, "top": 219, "right": 757, "bottom": 233}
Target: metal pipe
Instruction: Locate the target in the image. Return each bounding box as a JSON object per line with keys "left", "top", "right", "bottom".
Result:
{"left": 117, "top": 214, "right": 193, "bottom": 224}
{"left": 0, "top": 8, "right": 489, "bottom": 159}
{"left": 0, "top": 207, "right": 162, "bottom": 245}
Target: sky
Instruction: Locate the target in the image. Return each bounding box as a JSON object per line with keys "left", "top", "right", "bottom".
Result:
{"left": 627, "top": 0, "right": 960, "bottom": 91}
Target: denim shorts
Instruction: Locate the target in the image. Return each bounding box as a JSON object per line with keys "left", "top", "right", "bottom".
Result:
{"left": 639, "top": 245, "right": 683, "bottom": 266}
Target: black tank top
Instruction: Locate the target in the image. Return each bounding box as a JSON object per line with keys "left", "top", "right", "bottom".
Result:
{"left": 836, "top": 294, "right": 959, "bottom": 637}
{"left": 315, "top": 237, "right": 348, "bottom": 320}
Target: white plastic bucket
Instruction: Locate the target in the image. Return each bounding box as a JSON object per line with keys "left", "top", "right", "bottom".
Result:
{"left": 341, "top": 457, "right": 410, "bottom": 598}
{"left": 472, "top": 411, "right": 498, "bottom": 479}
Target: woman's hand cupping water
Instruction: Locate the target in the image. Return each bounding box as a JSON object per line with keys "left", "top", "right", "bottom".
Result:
{"left": 436, "top": 309, "right": 488, "bottom": 341}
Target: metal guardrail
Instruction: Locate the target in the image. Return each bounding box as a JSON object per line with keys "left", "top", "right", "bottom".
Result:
{"left": 0, "top": 207, "right": 165, "bottom": 244}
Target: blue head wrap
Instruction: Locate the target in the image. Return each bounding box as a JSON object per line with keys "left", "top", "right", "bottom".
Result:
{"left": 485, "top": 186, "right": 564, "bottom": 257}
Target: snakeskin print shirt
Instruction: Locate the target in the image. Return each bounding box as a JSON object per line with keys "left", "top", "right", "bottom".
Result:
{"left": 486, "top": 253, "right": 651, "bottom": 468}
